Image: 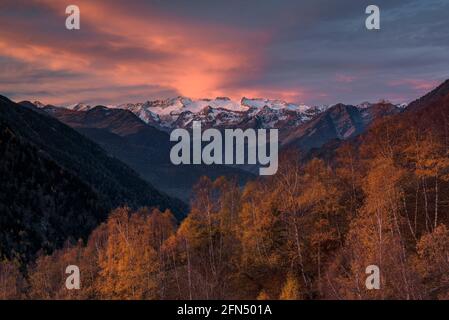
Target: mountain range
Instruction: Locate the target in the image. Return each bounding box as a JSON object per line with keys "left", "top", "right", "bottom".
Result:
{"left": 30, "top": 103, "right": 254, "bottom": 201}
{"left": 28, "top": 96, "right": 405, "bottom": 179}
{"left": 2, "top": 79, "right": 449, "bottom": 263}
{"left": 37, "top": 96, "right": 405, "bottom": 133}
{"left": 2, "top": 78, "right": 449, "bottom": 298}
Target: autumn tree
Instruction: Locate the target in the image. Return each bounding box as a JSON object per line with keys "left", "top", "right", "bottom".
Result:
{"left": 28, "top": 242, "right": 87, "bottom": 299}
{"left": 166, "top": 176, "right": 242, "bottom": 299}
{"left": 327, "top": 156, "right": 421, "bottom": 299}
{"left": 0, "top": 259, "right": 27, "bottom": 299}
{"left": 238, "top": 179, "right": 284, "bottom": 298}
{"left": 416, "top": 224, "right": 449, "bottom": 299}
{"left": 279, "top": 272, "right": 301, "bottom": 300}
{"left": 96, "top": 207, "right": 160, "bottom": 299}
{"left": 404, "top": 132, "right": 449, "bottom": 232}
{"left": 143, "top": 208, "right": 177, "bottom": 298}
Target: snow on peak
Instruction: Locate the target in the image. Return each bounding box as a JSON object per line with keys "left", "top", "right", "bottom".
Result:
{"left": 107, "top": 96, "right": 322, "bottom": 130}
{"left": 357, "top": 101, "right": 373, "bottom": 109}
{"left": 357, "top": 101, "right": 408, "bottom": 110}
{"left": 33, "top": 101, "right": 46, "bottom": 108}
{"left": 241, "top": 97, "right": 310, "bottom": 112}
{"left": 61, "top": 96, "right": 331, "bottom": 131}
{"left": 67, "top": 103, "right": 93, "bottom": 111}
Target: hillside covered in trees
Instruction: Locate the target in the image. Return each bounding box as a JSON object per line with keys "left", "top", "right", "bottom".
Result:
{"left": 0, "top": 95, "right": 186, "bottom": 264}
{"left": 1, "top": 80, "right": 449, "bottom": 300}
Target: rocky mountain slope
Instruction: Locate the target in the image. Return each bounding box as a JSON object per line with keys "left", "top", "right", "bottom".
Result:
{"left": 30, "top": 103, "right": 254, "bottom": 201}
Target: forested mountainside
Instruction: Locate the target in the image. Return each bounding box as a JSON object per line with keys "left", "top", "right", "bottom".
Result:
{"left": 1, "top": 80, "right": 448, "bottom": 299}
{"left": 34, "top": 104, "right": 254, "bottom": 201}
{"left": 29, "top": 97, "right": 401, "bottom": 200}
{"left": 0, "top": 95, "right": 186, "bottom": 262}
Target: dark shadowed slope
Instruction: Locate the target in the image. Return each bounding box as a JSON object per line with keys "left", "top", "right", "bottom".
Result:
{"left": 0, "top": 95, "right": 186, "bottom": 261}
{"left": 37, "top": 105, "right": 254, "bottom": 201}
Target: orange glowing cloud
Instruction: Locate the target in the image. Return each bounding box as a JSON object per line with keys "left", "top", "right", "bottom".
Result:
{"left": 0, "top": 0, "right": 273, "bottom": 104}
{"left": 2, "top": 0, "right": 443, "bottom": 106}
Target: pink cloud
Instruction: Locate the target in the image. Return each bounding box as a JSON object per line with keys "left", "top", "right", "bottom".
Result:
{"left": 389, "top": 79, "right": 439, "bottom": 91}
{"left": 0, "top": 0, "right": 277, "bottom": 104}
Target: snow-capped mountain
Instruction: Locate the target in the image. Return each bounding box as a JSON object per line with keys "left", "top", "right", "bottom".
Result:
{"left": 109, "top": 96, "right": 320, "bottom": 131}
{"left": 67, "top": 103, "right": 93, "bottom": 112}
{"left": 357, "top": 101, "right": 408, "bottom": 110}
{"left": 31, "top": 96, "right": 320, "bottom": 131}
{"left": 30, "top": 96, "right": 407, "bottom": 138}
{"left": 241, "top": 97, "right": 310, "bottom": 112}
{"left": 282, "top": 101, "right": 403, "bottom": 150}
{"left": 32, "top": 101, "right": 47, "bottom": 109}
{"left": 26, "top": 96, "right": 404, "bottom": 180}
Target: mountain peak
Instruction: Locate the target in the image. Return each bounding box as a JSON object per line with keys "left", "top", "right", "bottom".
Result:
{"left": 68, "top": 103, "right": 93, "bottom": 112}
{"left": 88, "top": 105, "right": 109, "bottom": 112}
{"left": 330, "top": 103, "right": 351, "bottom": 110}
{"left": 32, "top": 100, "right": 46, "bottom": 108}
{"left": 0, "top": 94, "right": 11, "bottom": 103}
{"left": 406, "top": 79, "right": 449, "bottom": 111}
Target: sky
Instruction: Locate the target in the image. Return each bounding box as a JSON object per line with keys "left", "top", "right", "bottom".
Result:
{"left": 0, "top": 0, "right": 448, "bottom": 106}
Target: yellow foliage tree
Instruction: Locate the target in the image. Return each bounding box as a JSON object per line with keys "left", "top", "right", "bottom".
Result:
{"left": 97, "top": 207, "right": 160, "bottom": 299}
{"left": 279, "top": 273, "right": 301, "bottom": 300}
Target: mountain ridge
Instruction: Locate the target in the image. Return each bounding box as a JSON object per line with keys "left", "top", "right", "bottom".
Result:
{"left": 0, "top": 95, "right": 187, "bottom": 261}
{"left": 27, "top": 102, "right": 255, "bottom": 201}
{"left": 31, "top": 96, "right": 407, "bottom": 135}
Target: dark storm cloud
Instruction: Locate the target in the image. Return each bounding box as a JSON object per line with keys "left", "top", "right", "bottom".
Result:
{"left": 218, "top": 0, "right": 449, "bottom": 104}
